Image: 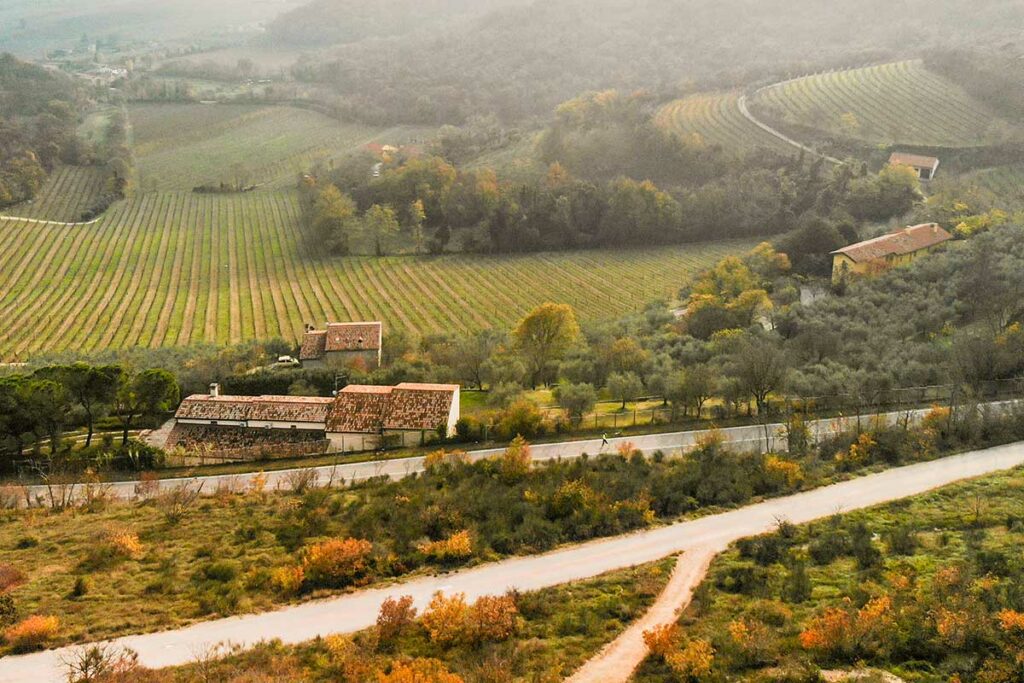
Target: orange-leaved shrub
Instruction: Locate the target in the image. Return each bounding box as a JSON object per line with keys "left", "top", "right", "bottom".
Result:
{"left": 417, "top": 530, "right": 473, "bottom": 563}
{"left": 302, "top": 538, "right": 373, "bottom": 589}
{"left": 377, "top": 595, "right": 418, "bottom": 644}
{"left": 643, "top": 623, "right": 680, "bottom": 659}
{"left": 377, "top": 658, "right": 465, "bottom": 683}
{"left": 4, "top": 615, "right": 59, "bottom": 652}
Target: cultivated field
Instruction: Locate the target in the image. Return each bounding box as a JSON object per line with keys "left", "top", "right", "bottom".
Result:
{"left": 1, "top": 165, "right": 107, "bottom": 223}
{"left": 130, "top": 103, "right": 432, "bottom": 191}
{"left": 0, "top": 190, "right": 746, "bottom": 359}
{"left": 654, "top": 91, "right": 789, "bottom": 152}
{"left": 750, "top": 60, "right": 1008, "bottom": 147}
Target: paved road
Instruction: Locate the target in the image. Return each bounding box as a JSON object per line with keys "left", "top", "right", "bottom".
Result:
{"left": 4, "top": 440, "right": 1024, "bottom": 681}
{"left": 17, "top": 405, "right": 950, "bottom": 505}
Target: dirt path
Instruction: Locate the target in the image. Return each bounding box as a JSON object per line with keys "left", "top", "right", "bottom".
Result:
{"left": 736, "top": 93, "right": 843, "bottom": 165}
{"left": 565, "top": 545, "right": 722, "bottom": 683}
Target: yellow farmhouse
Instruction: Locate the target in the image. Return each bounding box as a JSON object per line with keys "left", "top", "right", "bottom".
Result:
{"left": 831, "top": 223, "right": 953, "bottom": 284}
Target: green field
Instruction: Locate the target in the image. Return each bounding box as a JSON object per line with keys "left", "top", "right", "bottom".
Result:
{"left": 0, "top": 189, "right": 745, "bottom": 359}
{"left": 750, "top": 60, "right": 1008, "bottom": 147}
{"left": 130, "top": 103, "right": 432, "bottom": 191}
{"left": 654, "top": 91, "right": 789, "bottom": 152}
{"left": 1, "top": 165, "right": 107, "bottom": 223}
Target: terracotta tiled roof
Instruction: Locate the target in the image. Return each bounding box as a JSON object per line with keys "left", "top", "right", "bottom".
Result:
{"left": 325, "top": 383, "right": 458, "bottom": 434}
{"left": 888, "top": 152, "right": 940, "bottom": 170}
{"left": 326, "top": 386, "right": 394, "bottom": 433}
{"left": 176, "top": 395, "right": 334, "bottom": 423}
{"left": 300, "top": 322, "right": 382, "bottom": 360}
{"left": 299, "top": 331, "right": 327, "bottom": 361}
{"left": 831, "top": 223, "right": 953, "bottom": 264}
{"left": 385, "top": 383, "right": 458, "bottom": 431}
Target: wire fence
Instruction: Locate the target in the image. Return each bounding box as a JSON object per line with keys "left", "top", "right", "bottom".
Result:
{"left": 538, "top": 378, "right": 1024, "bottom": 431}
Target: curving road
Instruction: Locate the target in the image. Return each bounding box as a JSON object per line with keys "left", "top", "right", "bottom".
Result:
{"left": 4, "top": 440, "right": 1024, "bottom": 681}
{"left": 17, "top": 405, "right": 955, "bottom": 505}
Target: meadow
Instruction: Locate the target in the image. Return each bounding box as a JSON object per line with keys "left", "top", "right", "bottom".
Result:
{"left": 634, "top": 468, "right": 1024, "bottom": 681}
{"left": 750, "top": 59, "right": 1009, "bottom": 147}
{"left": 0, "top": 188, "right": 743, "bottom": 359}
{"left": 130, "top": 103, "right": 433, "bottom": 191}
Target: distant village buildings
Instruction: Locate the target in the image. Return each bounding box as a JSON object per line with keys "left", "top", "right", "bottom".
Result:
{"left": 831, "top": 222, "right": 953, "bottom": 283}
{"left": 888, "top": 152, "right": 940, "bottom": 181}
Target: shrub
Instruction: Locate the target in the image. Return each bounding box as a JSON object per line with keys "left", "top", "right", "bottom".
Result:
{"left": 377, "top": 595, "right": 418, "bottom": 644}
{"left": 301, "top": 538, "right": 373, "bottom": 589}
{"left": 424, "top": 449, "right": 470, "bottom": 471}
{"left": 70, "top": 576, "right": 90, "bottom": 599}
{"left": 270, "top": 565, "right": 305, "bottom": 595}
{"left": 421, "top": 592, "right": 470, "bottom": 646}
{"left": 500, "top": 435, "right": 532, "bottom": 480}
{"left": 103, "top": 528, "right": 144, "bottom": 560}
{"left": 715, "top": 563, "right": 771, "bottom": 596}
{"left": 0, "top": 594, "right": 15, "bottom": 627}
{"left": 469, "top": 594, "right": 519, "bottom": 643}
{"left": 417, "top": 530, "right": 473, "bottom": 564}
{"left": 643, "top": 623, "right": 680, "bottom": 659}
{"left": 808, "top": 529, "right": 851, "bottom": 565}
{"left": 15, "top": 536, "right": 38, "bottom": 549}
{"left": 764, "top": 455, "right": 804, "bottom": 489}
{"left": 4, "top": 615, "right": 59, "bottom": 653}
{"left": 666, "top": 639, "right": 715, "bottom": 680}
{"left": 378, "top": 658, "right": 464, "bottom": 683}
{"left": 203, "top": 560, "right": 241, "bottom": 583}
{"left": 0, "top": 564, "right": 25, "bottom": 593}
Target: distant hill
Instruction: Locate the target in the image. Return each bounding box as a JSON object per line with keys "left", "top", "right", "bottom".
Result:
{"left": 278, "top": 0, "right": 1024, "bottom": 125}
{"left": 267, "top": 0, "right": 526, "bottom": 47}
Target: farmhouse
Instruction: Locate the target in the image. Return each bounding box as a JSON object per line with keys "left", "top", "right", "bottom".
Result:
{"left": 168, "top": 382, "right": 459, "bottom": 459}
{"left": 831, "top": 223, "right": 953, "bottom": 283}
{"left": 300, "top": 321, "right": 383, "bottom": 370}
{"left": 888, "top": 152, "right": 940, "bottom": 181}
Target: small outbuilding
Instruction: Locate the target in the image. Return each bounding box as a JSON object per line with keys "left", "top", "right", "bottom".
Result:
{"left": 300, "top": 321, "right": 383, "bottom": 370}
{"left": 888, "top": 152, "right": 940, "bottom": 181}
{"left": 831, "top": 223, "right": 953, "bottom": 283}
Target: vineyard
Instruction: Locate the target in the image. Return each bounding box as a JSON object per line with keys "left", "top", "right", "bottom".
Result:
{"left": 130, "top": 103, "right": 433, "bottom": 191}
{"left": 654, "top": 91, "right": 789, "bottom": 152}
{"left": 2, "top": 165, "right": 107, "bottom": 223}
{"left": 0, "top": 190, "right": 745, "bottom": 359}
{"left": 750, "top": 60, "right": 1009, "bottom": 147}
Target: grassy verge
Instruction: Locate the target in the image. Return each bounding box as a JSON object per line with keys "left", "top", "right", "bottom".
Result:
{"left": 634, "top": 468, "right": 1024, "bottom": 682}
{"left": 1, "top": 408, "right": 1021, "bottom": 654}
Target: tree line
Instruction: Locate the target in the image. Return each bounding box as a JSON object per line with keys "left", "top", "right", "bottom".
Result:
{"left": 299, "top": 91, "right": 921, "bottom": 257}
{"left": 0, "top": 364, "right": 178, "bottom": 470}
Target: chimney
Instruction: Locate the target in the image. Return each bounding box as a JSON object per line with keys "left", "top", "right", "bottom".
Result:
{"left": 209, "top": 383, "right": 220, "bottom": 398}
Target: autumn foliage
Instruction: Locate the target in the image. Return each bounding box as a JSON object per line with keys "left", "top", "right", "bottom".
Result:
{"left": 4, "top": 615, "right": 59, "bottom": 652}
{"left": 377, "top": 596, "right": 418, "bottom": 644}
{"left": 420, "top": 592, "right": 519, "bottom": 647}
{"left": 301, "top": 538, "right": 373, "bottom": 588}
{"left": 417, "top": 530, "right": 473, "bottom": 563}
